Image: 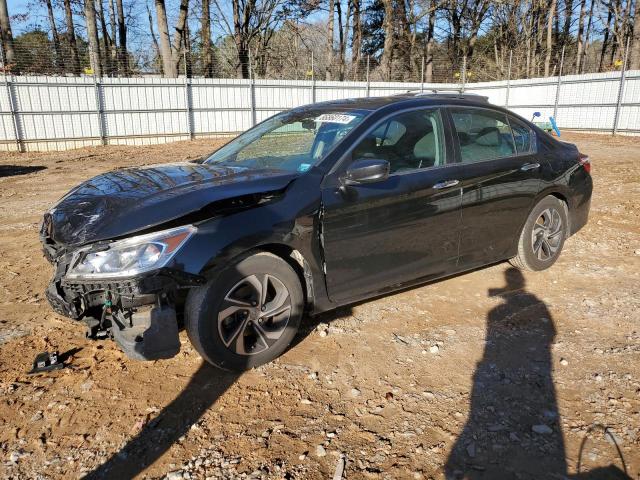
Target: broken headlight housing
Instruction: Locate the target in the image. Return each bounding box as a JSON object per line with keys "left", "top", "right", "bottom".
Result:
{"left": 67, "top": 225, "right": 195, "bottom": 279}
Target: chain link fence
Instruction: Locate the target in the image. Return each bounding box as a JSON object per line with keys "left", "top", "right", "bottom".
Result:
{"left": 1, "top": 35, "right": 639, "bottom": 152}
{"left": 2, "top": 28, "right": 635, "bottom": 84}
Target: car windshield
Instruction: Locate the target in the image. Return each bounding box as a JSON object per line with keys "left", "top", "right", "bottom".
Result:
{"left": 204, "top": 109, "right": 368, "bottom": 173}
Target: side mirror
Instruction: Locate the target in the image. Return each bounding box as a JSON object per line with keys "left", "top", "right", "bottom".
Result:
{"left": 342, "top": 159, "right": 390, "bottom": 185}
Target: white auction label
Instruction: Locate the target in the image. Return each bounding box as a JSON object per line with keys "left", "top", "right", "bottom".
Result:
{"left": 315, "top": 113, "right": 356, "bottom": 124}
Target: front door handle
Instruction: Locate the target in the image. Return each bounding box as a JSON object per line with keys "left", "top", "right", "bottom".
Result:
{"left": 520, "top": 162, "right": 540, "bottom": 171}
{"left": 433, "top": 179, "right": 460, "bottom": 189}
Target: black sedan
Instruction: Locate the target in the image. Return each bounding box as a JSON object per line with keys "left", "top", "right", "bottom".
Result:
{"left": 40, "top": 93, "right": 592, "bottom": 371}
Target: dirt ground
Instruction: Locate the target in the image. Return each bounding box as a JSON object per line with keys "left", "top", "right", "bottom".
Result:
{"left": 0, "top": 133, "right": 638, "bottom": 480}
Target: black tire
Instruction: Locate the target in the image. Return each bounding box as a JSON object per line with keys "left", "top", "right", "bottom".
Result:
{"left": 510, "top": 195, "right": 568, "bottom": 271}
{"left": 185, "top": 251, "right": 304, "bottom": 371}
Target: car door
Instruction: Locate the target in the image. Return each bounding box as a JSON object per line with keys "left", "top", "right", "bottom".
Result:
{"left": 448, "top": 107, "right": 543, "bottom": 268}
{"left": 320, "top": 107, "right": 463, "bottom": 303}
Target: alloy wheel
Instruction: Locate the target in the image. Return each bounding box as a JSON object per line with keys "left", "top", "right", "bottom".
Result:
{"left": 217, "top": 273, "right": 292, "bottom": 355}
{"left": 531, "top": 207, "right": 564, "bottom": 261}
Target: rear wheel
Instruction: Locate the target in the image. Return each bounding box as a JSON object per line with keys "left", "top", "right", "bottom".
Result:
{"left": 510, "top": 196, "right": 568, "bottom": 271}
{"left": 185, "top": 252, "right": 304, "bottom": 371}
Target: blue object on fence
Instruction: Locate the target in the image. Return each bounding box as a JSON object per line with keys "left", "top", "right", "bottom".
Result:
{"left": 531, "top": 111, "right": 541, "bottom": 121}
{"left": 549, "top": 116, "right": 561, "bottom": 137}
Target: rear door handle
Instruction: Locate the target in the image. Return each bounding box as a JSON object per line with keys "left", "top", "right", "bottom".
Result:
{"left": 520, "top": 162, "right": 540, "bottom": 171}
{"left": 433, "top": 179, "right": 460, "bottom": 189}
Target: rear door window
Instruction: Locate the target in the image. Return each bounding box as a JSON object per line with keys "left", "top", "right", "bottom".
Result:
{"left": 450, "top": 108, "right": 516, "bottom": 163}
{"left": 508, "top": 116, "right": 535, "bottom": 154}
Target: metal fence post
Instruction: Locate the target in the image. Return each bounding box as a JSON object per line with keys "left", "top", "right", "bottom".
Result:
{"left": 184, "top": 50, "right": 194, "bottom": 140}
{"left": 553, "top": 45, "right": 565, "bottom": 121}
{"left": 1, "top": 48, "right": 22, "bottom": 152}
{"left": 505, "top": 51, "right": 512, "bottom": 109}
{"left": 249, "top": 51, "right": 256, "bottom": 127}
{"left": 93, "top": 73, "right": 107, "bottom": 146}
{"left": 613, "top": 38, "right": 630, "bottom": 135}
{"left": 420, "top": 56, "right": 425, "bottom": 93}
{"left": 366, "top": 55, "right": 370, "bottom": 97}
{"left": 311, "top": 51, "right": 316, "bottom": 104}
{"left": 461, "top": 56, "right": 467, "bottom": 93}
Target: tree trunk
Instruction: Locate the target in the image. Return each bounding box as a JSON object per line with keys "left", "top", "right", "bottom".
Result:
{"left": 98, "top": 0, "right": 113, "bottom": 75}
{"left": 544, "top": 0, "right": 556, "bottom": 76}
{"left": 170, "top": 0, "right": 189, "bottom": 75}
{"left": 44, "top": 0, "right": 64, "bottom": 72}
{"left": 630, "top": 0, "right": 640, "bottom": 69}
{"left": 0, "top": 0, "right": 16, "bottom": 69}
{"left": 562, "top": 0, "right": 573, "bottom": 47}
{"left": 146, "top": 3, "right": 161, "bottom": 73}
{"left": 396, "top": 0, "right": 412, "bottom": 80}
{"left": 232, "top": 0, "right": 252, "bottom": 79}
{"left": 85, "top": 0, "right": 102, "bottom": 76}
{"left": 202, "top": 0, "right": 213, "bottom": 77}
{"left": 326, "top": 0, "right": 334, "bottom": 80}
{"left": 580, "top": 0, "right": 594, "bottom": 73}
{"left": 575, "top": 0, "right": 586, "bottom": 73}
{"left": 600, "top": 6, "right": 613, "bottom": 71}
{"left": 155, "top": 0, "right": 175, "bottom": 77}
{"left": 108, "top": 0, "right": 118, "bottom": 71}
{"left": 116, "top": 0, "right": 127, "bottom": 74}
{"left": 351, "top": 0, "right": 362, "bottom": 76}
{"left": 425, "top": 0, "right": 435, "bottom": 82}
{"left": 63, "top": 0, "right": 81, "bottom": 74}
{"left": 380, "top": 0, "right": 395, "bottom": 81}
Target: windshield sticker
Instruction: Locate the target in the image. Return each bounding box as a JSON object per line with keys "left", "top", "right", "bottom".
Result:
{"left": 298, "top": 163, "right": 312, "bottom": 172}
{"left": 315, "top": 113, "right": 356, "bottom": 124}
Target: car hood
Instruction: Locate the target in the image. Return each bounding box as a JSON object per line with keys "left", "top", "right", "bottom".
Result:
{"left": 44, "top": 162, "right": 298, "bottom": 247}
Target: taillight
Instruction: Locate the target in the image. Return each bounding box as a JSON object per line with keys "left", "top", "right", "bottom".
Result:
{"left": 579, "top": 153, "right": 591, "bottom": 174}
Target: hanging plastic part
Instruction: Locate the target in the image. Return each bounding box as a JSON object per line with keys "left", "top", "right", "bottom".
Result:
{"left": 28, "top": 351, "right": 65, "bottom": 374}
{"left": 86, "top": 299, "right": 114, "bottom": 340}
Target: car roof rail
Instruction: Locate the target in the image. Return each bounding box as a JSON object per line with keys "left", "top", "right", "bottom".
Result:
{"left": 412, "top": 91, "right": 490, "bottom": 102}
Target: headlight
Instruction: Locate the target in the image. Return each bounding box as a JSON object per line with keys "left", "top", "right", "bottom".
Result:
{"left": 67, "top": 225, "right": 195, "bottom": 279}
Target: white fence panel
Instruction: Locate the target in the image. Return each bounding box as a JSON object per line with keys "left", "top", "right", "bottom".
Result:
{"left": 0, "top": 71, "right": 638, "bottom": 152}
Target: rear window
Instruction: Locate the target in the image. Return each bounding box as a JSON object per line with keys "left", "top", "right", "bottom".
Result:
{"left": 509, "top": 116, "right": 534, "bottom": 154}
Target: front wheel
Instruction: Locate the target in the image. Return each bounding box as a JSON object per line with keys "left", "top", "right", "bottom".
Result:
{"left": 185, "top": 252, "right": 304, "bottom": 371}
{"left": 510, "top": 196, "right": 568, "bottom": 271}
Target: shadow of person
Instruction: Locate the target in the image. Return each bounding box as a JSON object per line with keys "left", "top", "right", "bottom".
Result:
{"left": 84, "top": 362, "right": 239, "bottom": 479}
{"left": 445, "top": 267, "right": 567, "bottom": 479}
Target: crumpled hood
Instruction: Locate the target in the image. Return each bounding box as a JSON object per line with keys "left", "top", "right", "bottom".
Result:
{"left": 43, "top": 162, "right": 298, "bottom": 247}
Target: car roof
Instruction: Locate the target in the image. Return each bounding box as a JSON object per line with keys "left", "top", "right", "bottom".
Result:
{"left": 300, "top": 92, "right": 491, "bottom": 113}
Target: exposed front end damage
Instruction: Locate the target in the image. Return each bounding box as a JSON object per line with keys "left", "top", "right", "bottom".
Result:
{"left": 41, "top": 223, "right": 204, "bottom": 361}
{"left": 38, "top": 160, "right": 316, "bottom": 362}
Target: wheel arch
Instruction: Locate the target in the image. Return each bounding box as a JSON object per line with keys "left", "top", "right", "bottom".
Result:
{"left": 535, "top": 190, "right": 571, "bottom": 238}
{"left": 201, "top": 242, "right": 316, "bottom": 311}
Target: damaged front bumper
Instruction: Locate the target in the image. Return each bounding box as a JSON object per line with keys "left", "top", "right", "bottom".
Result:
{"left": 45, "top": 261, "right": 205, "bottom": 361}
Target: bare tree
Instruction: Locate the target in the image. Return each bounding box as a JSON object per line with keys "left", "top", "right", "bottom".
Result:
{"left": 351, "top": 0, "right": 362, "bottom": 75}
{"left": 147, "top": 2, "right": 161, "bottom": 72}
{"left": 631, "top": 0, "right": 640, "bottom": 69}
{"left": 85, "top": 0, "right": 103, "bottom": 76}
{"left": 326, "top": 0, "right": 334, "bottom": 80}
{"left": 99, "top": 0, "right": 114, "bottom": 75}
{"left": 575, "top": 0, "right": 587, "bottom": 72}
{"left": 155, "top": 0, "right": 175, "bottom": 77}
{"left": 380, "top": 0, "right": 395, "bottom": 80}
{"left": 425, "top": 0, "right": 436, "bottom": 82}
{"left": 116, "top": 0, "right": 127, "bottom": 74}
{"left": 44, "top": 0, "right": 64, "bottom": 72}
{"left": 108, "top": 0, "right": 118, "bottom": 70}
{"left": 63, "top": 0, "right": 81, "bottom": 74}
{"left": 0, "top": 0, "right": 16, "bottom": 69}
{"left": 545, "top": 0, "right": 556, "bottom": 76}
{"left": 202, "top": 0, "right": 214, "bottom": 77}
{"left": 580, "top": 0, "right": 595, "bottom": 72}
